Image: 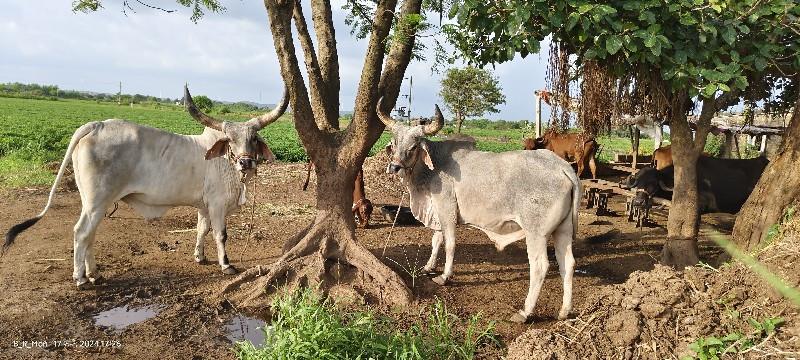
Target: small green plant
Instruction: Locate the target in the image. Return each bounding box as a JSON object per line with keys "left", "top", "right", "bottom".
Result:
{"left": 233, "top": 287, "right": 498, "bottom": 359}
{"left": 763, "top": 205, "right": 796, "bottom": 247}
{"left": 684, "top": 317, "right": 785, "bottom": 359}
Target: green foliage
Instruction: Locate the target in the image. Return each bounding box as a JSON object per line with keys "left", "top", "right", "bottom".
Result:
{"left": 446, "top": 0, "right": 799, "bottom": 104}
{"left": 0, "top": 97, "right": 305, "bottom": 190}
{"left": 703, "top": 134, "right": 724, "bottom": 157}
{"left": 191, "top": 95, "right": 214, "bottom": 112}
{"left": 439, "top": 66, "right": 506, "bottom": 125}
{"left": 233, "top": 287, "right": 498, "bottom": 359}
{"left": 72, "top": 0, "right": 225, "bottom": 23}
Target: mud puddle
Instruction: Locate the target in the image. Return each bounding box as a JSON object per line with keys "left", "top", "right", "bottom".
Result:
{"left": 93, "top": 304, "right": 165, "bottom": 333}
{"left": 225, "top": 315, "right": 272, "bottom": 348}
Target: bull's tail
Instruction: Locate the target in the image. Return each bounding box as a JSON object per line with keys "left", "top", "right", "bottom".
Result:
{"left": 564, "top": 168, "right": 581, "bottom": 237}
{"left": 4, "top": 123, "right": 96, "bottom": 251}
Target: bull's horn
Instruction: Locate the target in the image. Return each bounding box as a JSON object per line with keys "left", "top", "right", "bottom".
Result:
{"left": 658, "top": 180, "right": 674, "bottom": 192}
{"left": 249, "top": 86, "right": 290, "bottom": 130}
{"left": 423, "top": 104, "right": 444, "bottom": 136}
{"left": 376, "top": 97, "right": 399, "bottom": 131}
{"left": 185, "top": 85, "right": 224, "bottom": 131}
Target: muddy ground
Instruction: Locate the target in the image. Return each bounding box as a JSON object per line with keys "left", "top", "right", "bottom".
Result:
{"left": 0, "top": 159, "right": 735, "bottom": 359}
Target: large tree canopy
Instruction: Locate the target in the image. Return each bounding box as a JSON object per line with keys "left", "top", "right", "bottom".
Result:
{"left": 445, "top": 0, "right": 799, "bottom": 267}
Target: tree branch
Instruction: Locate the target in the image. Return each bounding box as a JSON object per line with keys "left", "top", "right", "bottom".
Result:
{"left": 311, "top": 0, "right": 340, "bottom": 127}
{"left": 292, "top": 0, "right": 337, "bottom": 132}
{"left": 337, "top": 0, "right": 400, "bottom": 162}
{"left": 347, "top": 0, "right": 423, "bottom": 157}
{"left": 263, "top": 0, "right": 326, "bottom": 160}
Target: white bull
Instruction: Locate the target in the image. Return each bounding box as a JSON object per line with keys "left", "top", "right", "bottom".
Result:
{"left": 378, "top": 101, "right": 580, "bottom": 323}
{"left": 4, "top": 85, "right": 288, "bottom": 289}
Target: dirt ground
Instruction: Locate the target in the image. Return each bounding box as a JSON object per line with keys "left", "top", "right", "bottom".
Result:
{"left": 0, "top": 159, "right": 737, "bottom": 359}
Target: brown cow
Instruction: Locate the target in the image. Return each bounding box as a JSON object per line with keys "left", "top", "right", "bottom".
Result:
{"left": 524, "top": 132, "right": 598, "bottom": 179}
{"left": 651, "top": 145, "right": 711, "bottom": 170}
{"left": 302, "top": 163, "right": 373, "bottom": 228}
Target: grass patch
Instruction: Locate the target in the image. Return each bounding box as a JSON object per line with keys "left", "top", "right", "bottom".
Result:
{"left": 234, "top": 287, "right": 499, "bottom": 359}
{"left": 0, "top": 153, "right": 55, "bottom": 193}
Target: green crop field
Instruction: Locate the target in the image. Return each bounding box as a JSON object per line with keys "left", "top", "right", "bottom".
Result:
{"left": 0, "top": 97, "right": 652, "bottom": 191}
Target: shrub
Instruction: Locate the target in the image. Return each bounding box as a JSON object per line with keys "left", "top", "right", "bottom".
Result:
{"left": 233, "top": 287, "right": 499, "bottom": 360}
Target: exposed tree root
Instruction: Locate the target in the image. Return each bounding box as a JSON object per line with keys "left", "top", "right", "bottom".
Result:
{"left": 216, "top": 216, "right": 412, "bottom": 311}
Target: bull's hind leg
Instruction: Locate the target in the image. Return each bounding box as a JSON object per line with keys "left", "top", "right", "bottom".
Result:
{"left": 553, "top": 217, "right": 575, "bottom": 320}
{"left": 423, "top": 231, "right": 444, "bottom": 272}
{"left": 73, "top": 209, "right": 104, "bottom": 289}
{"left": 510, "top": 233, "right": 549, "bottom": 323}
{"left": 194, "top": 210, "right": 211, "bottom": 264}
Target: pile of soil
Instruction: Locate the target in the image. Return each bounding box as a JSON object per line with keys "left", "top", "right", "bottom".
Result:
{"left": 507, "top": 226, "right": 800, "bottom": 359}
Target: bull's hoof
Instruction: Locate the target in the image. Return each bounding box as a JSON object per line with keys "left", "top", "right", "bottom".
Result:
{"left": 195, "top": 258, "right": 210, "bottom": 265}
{"left": 510, "top": 311, "right": 529, "bottom": 324}
{"left": 432, "top": 275, "right": 448, "bottom": 286}
{"left": 558, "top": 309, "right": 570, "bottom": 320}
{"left": 77, "top": 280, "right": 93, "bottom": 290}
{"left": 90, "top": 276, "right": 105, "bottom": 286}
{"left": 222, "top": 266, "right": 238, "bottom": 275}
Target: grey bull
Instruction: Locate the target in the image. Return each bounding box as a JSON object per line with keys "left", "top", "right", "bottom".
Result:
{"left": 378, "top": 101, "right": 580, "bottom": 323}
{"left": 4, "top": 85, "right": 288, "bottom": 289}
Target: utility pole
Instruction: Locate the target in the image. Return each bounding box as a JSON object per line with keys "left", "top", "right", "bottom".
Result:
{"left": 407, "top": 76, "right": 413, "bottom": 123}
{"left": 118, "top": 82, "right": 122, "bottom": 106}
{"left": 534, "top": 91, "right": 542, "bottom": 138}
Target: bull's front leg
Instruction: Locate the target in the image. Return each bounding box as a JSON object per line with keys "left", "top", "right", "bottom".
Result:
{"left": 423, "top": 231, "right": 444, "bottom": 272}
{"left": 209, "top": 210, "right": 237, "bottom": 275}
{"left": 432, "top": 225, "right": 456, "bottom": 286}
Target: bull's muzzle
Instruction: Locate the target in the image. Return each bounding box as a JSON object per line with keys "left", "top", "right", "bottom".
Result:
{"left": 238, "top": 157, "right": 256, "bottom": 170}
{"left": 386, "top": 163, "right": 403, "bottom": 174}
{"left": 631, "top": 190, "right": 651, "bottom": 208}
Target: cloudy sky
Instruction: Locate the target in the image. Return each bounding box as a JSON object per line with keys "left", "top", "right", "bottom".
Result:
{"left": 0, "top": 0, "right": 550, "bottom": 121}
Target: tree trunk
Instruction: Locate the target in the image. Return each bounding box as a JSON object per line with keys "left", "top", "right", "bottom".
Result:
{"left": 731, "top": 94, "right": 800, "bottom": 252}
{"left": 219, "top": 159, "right": 412, "bottom": 309}
{"left": 456, "top": 114, "right": 463, "bottom": 133}
{"left": 660, "top": 109, "right": 701, "bottom": 268}
{"left": 659, "top": 91, "right": 739, "bottom": 268}
{"left": 217, "top": 0, "right": 423, "bottom": 311}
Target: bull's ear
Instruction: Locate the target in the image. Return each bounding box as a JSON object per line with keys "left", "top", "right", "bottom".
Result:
{"left": 420, "top": 142, "right": 434, "bottom": 170}
{"left": 385, "top": 143, "right": 393, "bottom": 157}
{"left": 205, "top": 139, "right": 229, "bottom": 160}
{"left": 255, "top": 139, "right": 276, "bottom": 164}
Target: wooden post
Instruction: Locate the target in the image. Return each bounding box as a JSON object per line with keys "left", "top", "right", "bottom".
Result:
{"left": 734, "top": 133, "right": 742, "bottom": 158}
{"left": 535, "top": 92, "right": 542, "bottom": 138}
{"left": 655, "top": 123, "right": 663, "bottom": 149}
{"left": 760, "top": 134, "right": 768, "bottom": 153}
{"left": 724, "top": 132, "right": 734, "bottom": 158}
{"left": 632, "top": 127, "right": 640, "bottom": 170}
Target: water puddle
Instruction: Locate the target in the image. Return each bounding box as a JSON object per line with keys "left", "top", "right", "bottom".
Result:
{"left": 93, "top": 304, "right": 164, "bottom": 333}
{"left": 225, "top": 316, "right": 272, "bottom": 348}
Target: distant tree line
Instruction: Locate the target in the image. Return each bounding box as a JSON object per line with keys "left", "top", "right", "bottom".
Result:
{"left": 0, "top": 82, "right": 179, "bottom": 104}
{"left": 0, "top": 82, "right": 266, "bottom": 115}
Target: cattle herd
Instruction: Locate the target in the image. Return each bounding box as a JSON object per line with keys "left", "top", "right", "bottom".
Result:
{"left": 2, "top": 86, "right": 770, "bottom": 324}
